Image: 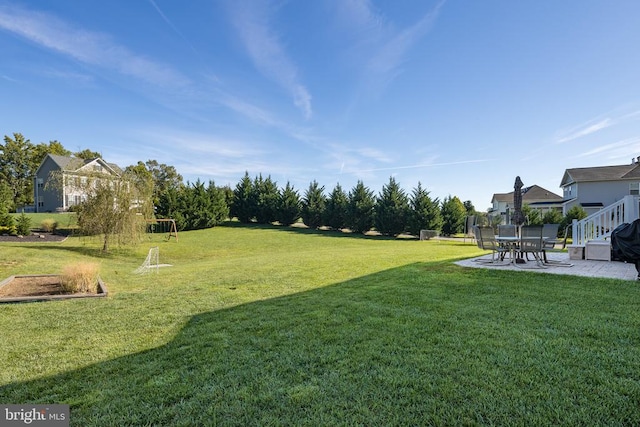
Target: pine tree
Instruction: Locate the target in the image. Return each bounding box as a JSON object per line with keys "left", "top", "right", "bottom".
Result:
{"left": 324, "top": 183, "right": 348, "bottom": 230}
{"left": 206, "top": 180, "right": 230, "bottom": 226}
{"left": 440, "top": 195, "right": 467, "bottom": 236}
{"left": 374, "top": 177, "right": 409, "bottom": 236}
{"left": 277, "top": 182, "right": 301, "bottom": 226}
{"left": 232, "top": 172, "right": 255, "bottom": 223}
{"left": 301, "top": 180, "right": 326, "bottom": 229}
{"left": 347, "top": 181, "right": 375, "bottom": 233}
{"left": 408, "top": 182, "right": 442, "bottom": 236}
{"left": 253, "top": 174, "right": 279, "bottom": 224}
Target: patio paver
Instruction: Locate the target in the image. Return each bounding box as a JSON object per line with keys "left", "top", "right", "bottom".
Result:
{"left": 455, "top": 252, "right": 639, "bottom": 281}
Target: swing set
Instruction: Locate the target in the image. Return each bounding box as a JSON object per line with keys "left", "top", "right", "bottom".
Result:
{"left": 146, "top": 218, "right": 178, "bottom": 241}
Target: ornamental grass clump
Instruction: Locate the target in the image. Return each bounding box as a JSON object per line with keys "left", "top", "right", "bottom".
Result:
{"left": 61, "top": 262, "right": 100, "bottom": 293}
{"left": 41, "top": 218, "right": 58, "bottom": 232}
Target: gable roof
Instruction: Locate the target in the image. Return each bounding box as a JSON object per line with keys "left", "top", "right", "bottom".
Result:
{"left": 560, "top": 163, "right": 640, "bottom": 187}
{"left": 491, "top": 185, "right": 562, "bottom": 204}
{"left": 41, "top": 154, "right": 122, "bottom": 176}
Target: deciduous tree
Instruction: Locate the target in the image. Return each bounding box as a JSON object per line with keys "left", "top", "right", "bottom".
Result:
{"left": 0, "top": 133, "right": 37, "bottom": 208}
{"left": 74, "top": 149, "right": 102, "bottom": 160}
{"left": 74, "top": 170, "right": 153, "bottom": 252}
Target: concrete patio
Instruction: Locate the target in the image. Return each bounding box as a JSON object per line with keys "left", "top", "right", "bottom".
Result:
{"left": 455, "top": 252, "right": 639, "bottom": 281}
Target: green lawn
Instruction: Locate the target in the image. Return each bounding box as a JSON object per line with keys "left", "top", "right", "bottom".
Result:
{"left": 0, "top": 224, "right": 639, "bottom": 426}
{"left": 10, "top": 212, "right": 78, "bottom": 230}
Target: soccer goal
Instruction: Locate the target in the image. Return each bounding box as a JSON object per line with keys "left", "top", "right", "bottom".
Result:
{"left": 134, "top": 246, "right": 160, "bottom": 274}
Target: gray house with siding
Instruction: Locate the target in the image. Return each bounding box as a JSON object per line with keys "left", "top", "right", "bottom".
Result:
{"left": 34, "top": 154, "right": 122, "bottom": 213}
{"left": 560, "top": 160, "right": 640, "bottom": 216}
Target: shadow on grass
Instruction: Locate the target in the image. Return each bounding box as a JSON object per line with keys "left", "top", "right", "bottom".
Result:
{"left": 1, "top": 262, "right": 638, "bottom": 426}
{"left": 221, "top": 220, "right": 420, "bottom": 241}
{"left": 1, "top": 243, "right": 126, "bottom": 258}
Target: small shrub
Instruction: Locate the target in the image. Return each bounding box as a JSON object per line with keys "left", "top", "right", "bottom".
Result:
{"left": 0, "top": 211, "right": 15, "bottom": 235}
{"left": 41, "top": 218, "right": 58, "bottom": 232}
{"left": 15, "top": 213, "right": 32, "bottom": 236}
{"left": 61, "top": 262, "right": 100, "bottom": 293}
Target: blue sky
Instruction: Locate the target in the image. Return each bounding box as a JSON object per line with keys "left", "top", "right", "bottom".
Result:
{"left": 2, "top": 1, "right": 640, "bottom": 211}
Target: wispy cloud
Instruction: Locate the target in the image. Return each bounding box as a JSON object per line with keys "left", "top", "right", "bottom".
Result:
{"left": 366, "top": 3, "right": 444, "bottom": 87}
{"left": 147, "top": 0, "right": 202, "bottom": 60}
{"left": 348, "top": 158, "right": 491, "bottom": 174}
{"left": 0, "top": 3, "right": 189, "bottom": 89}
{"left": 137, "top": 128, "right": 264, "bottom": 158}
{"left": 554, "top": 107, "right": 640, "bottom": 143}
{"left": 336, "top": 0, "right": 445, "bottom": 91}
{"left": 1, "top": 74, "right": 18, "bottom": 83}
{"left": 42, "top": 68, "right": 94, "bottom": 85}
{"left": 578, "top": 137, "right": 640, "bottom": 162}
{"left": 228, "top": 1, "right": 312, "bottom": 119}
{"left": 556, "top": 117, "right": 614, "bottom": 143}
{"left": 219, "top": 95, "right": 281, "bottom": 128}
{"left": 335, "top": 0, "right": 384, "bottom": 36}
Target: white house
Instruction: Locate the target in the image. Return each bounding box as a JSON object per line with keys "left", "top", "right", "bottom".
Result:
{"left": 34, "top": 154, "right": 123, "bottom": 213}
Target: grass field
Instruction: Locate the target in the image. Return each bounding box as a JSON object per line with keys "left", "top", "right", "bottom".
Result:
{"left": 0, "top": 224, "right": 639, "bottom": 426}
{"left": 9, "top": 212, "right": 78, "bottom": 230}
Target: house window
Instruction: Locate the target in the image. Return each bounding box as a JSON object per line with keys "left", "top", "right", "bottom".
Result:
{"left": 564, "top": 185, "right": 573, "bottom": 199}
{"left": 630, "top": 183, "right": 639, "bottom": 195}
{"left": 37, "top": 178, "right": 44, "bottom": 189}
{"left": 37, "top": 196, "right": 43, "bottom": 207}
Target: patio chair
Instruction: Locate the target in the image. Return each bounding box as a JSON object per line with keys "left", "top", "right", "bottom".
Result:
{"left": 518, "top": 225, "right": 546, "bottom": 268}
{"left": 542, "top": 225, "right": 573, "bottom": 266}
{"left": 473, "top": 226, "right": 510, "bottom": 265}
{"left": 498, "top": 224, "right": 517, "bottom": 237}
{"left": 542, "top": 224, "right": 561, "bottom": 248}
{"left": 497, "top": 224, "right": 518, "bottom": 260}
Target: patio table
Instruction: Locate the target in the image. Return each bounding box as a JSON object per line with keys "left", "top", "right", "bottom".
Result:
{"left": 496, "top": 236, "right": 547, "bottom": 266}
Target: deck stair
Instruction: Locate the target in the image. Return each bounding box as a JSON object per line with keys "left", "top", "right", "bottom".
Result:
{"left": 572, "top": 195, "right": 640, "bottom": 247}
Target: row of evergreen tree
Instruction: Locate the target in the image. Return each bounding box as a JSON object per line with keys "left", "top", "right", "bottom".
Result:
{"left": 155, "top": 172, "right": 471, "bottom": 236}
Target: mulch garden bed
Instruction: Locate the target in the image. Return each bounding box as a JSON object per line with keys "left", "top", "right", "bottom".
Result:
{"left": 0, "top": 232, "right": 68, "bottom": 243}
{"left": 0, "top": 275, "right": 108, "bottom": 303}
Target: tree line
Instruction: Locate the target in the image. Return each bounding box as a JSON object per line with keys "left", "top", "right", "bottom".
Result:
{"left": 0, "top": 132, "right": 478, "bottom": 239}
{"left": 154, "top": 172, "right": 469, "bottom": 236}
{"left": 221, "top": 172, "right": 456, "bottom": 236}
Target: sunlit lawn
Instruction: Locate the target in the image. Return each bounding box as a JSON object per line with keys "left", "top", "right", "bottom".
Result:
{"left": 0, "top": 224, "right": 639, "bottom": 426}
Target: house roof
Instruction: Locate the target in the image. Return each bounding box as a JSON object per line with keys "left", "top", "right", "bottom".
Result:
{"left": 560, "top": 163, "right": 640, "bottom": 187}
{"left": 491, "top": 185, "right": 562, "bottom": 204}
{"left": 42, "top": 154, "right": 122, "bottom": 176}
{"left": 47, "top": 154, "right": 87, "bottom": 171}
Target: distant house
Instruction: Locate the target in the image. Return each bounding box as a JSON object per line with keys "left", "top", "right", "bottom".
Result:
{"left": 34, "top": 154, "right": 123, "bottom": 213}
{"left": 489, "top": 185, "right": 563, "bottom": 224}
{"left": 560, "top": 159, "right": 640, "bottom": 215}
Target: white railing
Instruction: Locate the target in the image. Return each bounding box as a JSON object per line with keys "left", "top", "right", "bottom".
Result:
{"left": 572, "top": 195, "right": 640, "bottom": 246}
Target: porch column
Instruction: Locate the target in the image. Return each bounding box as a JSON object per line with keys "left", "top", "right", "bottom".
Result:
{"left": 623, "top": 195, "right": 640, "bottom": 223}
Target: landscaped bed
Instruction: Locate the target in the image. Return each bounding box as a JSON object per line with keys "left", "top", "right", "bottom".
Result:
{"left": 0, "top": 274, "right": 107, "bottom": 303}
